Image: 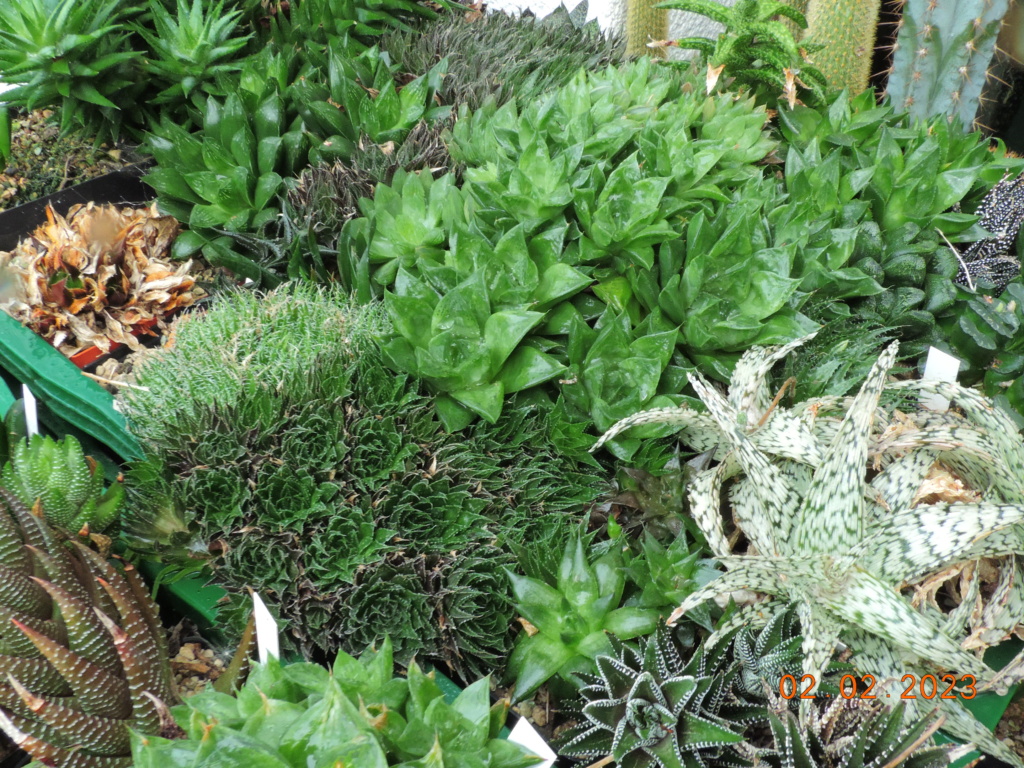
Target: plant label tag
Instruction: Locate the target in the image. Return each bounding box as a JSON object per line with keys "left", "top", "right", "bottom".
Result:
{"left": 921, "top": 347, "right": 961, "bottom": 412}
{"left": 21, "top": 384, "right": 38, "bottom": 438}
{"left": 507, "top": 717, "right": 556, "bottom": 768}
{"left": 251, "top": 591, "right": 280, "bottom": 663}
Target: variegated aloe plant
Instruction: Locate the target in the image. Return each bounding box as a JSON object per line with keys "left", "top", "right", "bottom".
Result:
{"left": 595, "top": 335, "right": 1024, "bottom": 766}
{"left": 0, "top": 487, "right": 179, "bottom": 768}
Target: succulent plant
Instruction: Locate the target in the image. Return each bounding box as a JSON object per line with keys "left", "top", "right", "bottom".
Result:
{"left": 144, "top": 47, "right": 311, "bottom": 280}
{"left": 0, "top": 0, "right": 145, "bottom": 143}
{"left": 554, "top": 627, "right": 751, "bottom": 768}
{"left": 382, "top": 0, "right": 626, "bottom": 113}
{"left": 653, "top": 0, "right": 827, "bottom": 107}
{"left": 294, "top": 44, "right": 450, "bottom": 168}
{"left": 2, "top": 434, "right": 123, "bottom": 535}
{"left": 132, "top": 637, "right": 545, "bottom": 768}
{"left": 730, "top": 605, "right": 852, "bottom": 707}
{"left": 132, "top": 0, "right": 252, "bottom": 122}
{"left": 504, "top": 533, "right": 662, "bottom": 702}
{"left": 886, "top": 0, "right": 1010, "bottom": 132}
{"left": 760, "top": 699, "right": 959, "bottom": 768}
{"left": 263, "top": 0, "right": 441, "bottom": 53}
{"left": 953, "top": 173, "right": 1024, "bottom": 294}
{"left": 0, "top": 487, "right": 179, "bottom": 768}
{"left": 596, "top": 333, "right": 1024, "bottom": 765}
{"left": 120, "top": 285, "right": 603, "bottom": 671}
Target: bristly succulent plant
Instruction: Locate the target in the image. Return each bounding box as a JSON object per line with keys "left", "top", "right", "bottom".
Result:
{"left": 595, "top": 333, "right": 1024, "bottom": 765}
{"left": 554, "top": 627, "right": 752, "bottom": 768}
{"left": 1, "top": 434, "right": 124, "bottom": 535}
{"left": 382, "top": 1, "right": 626, "bottom": 113}
{"left": 120, "top": 285, "right": 604, "bottom": 673}
{"left": 760, "top": 698, "right": 960, "bottom": 768}
{"left": 0, "top": 487, "right": 179, "bottom": 768}
{"left": 131, "top": 637, "right": 544, "bottom": 768}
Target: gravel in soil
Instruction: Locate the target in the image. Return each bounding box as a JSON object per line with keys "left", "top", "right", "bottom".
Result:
{"left": 0, "top": 110, "right": 136, "bottom": 211}
{"left": 996, "top": 698, "right": 1024, "bottom": 761}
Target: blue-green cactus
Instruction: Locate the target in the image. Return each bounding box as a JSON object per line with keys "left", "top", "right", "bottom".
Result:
{"left": 886, "top": 0, "right": 1010, "bottom": 132}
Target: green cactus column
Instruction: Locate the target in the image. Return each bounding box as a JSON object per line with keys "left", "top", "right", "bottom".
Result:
{"left": 887, "top": 0, "right": 1010, "bottom": 132}
{"left": 626, "top": 0, "right": 669, "bottom": 57}
{"left": 802, "top": 0, "right": 882, "bottom": 94}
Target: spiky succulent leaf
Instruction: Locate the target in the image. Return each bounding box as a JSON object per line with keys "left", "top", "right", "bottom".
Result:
{"left": 555, "top": 628, "right": 748, "bottom": 768}
{"left": 2, "top": 435, "right": 123, "bottom": 534}
{"left": 131, "top": 640, "right": 543, "bottom": 768}
{"left": 605, "top": 335, "right": 1024, "bottom": 766}
{"left": 0, "top": 488, "right": 178, "bottom": 768}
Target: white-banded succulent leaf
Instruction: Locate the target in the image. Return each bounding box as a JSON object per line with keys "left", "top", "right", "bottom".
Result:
{"left": 597, "top": 335, "right": 1024, "bottom": 767}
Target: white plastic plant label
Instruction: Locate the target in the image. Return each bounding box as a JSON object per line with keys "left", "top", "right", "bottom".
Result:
{"left": 920, "top": 346, "right": 961, "bottom": 412}
{"left": 21, "top": 384, "right": 38, "bottom": 438}
{"left": 251, "top": 590, "right": 280, "bottom": 663}
{"left": 507, "top": 717, "right": 557, "bottom": 768}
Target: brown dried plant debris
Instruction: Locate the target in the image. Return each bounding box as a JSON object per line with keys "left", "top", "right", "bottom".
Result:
{"left": 0, "top": 201, "right": 203, "bottom": 357}
{"left": 171, "top": 642, "right": 227, "bottom": 697}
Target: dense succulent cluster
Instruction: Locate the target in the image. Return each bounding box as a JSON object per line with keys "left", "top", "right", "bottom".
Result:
{"left": 120, "top": 285, "right": 603, "bottom": 673}
{"left": 382, "top": 1, "right": 626, "bottom": 113}
{"left": 131, "top": 638, "right": 545, "bottom": 768}
{"left": 2, "top": 434, "right": 123, "bottom": 534}
{"left": 0, "top": 488, "right": 178, "bottom": 768}
{"left": 596, "top": 333, "right": 1024, "bottom": 765}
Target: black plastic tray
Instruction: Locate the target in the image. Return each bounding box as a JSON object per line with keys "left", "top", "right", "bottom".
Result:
{"left": 0, "top": 162, "right": 154, "bottom": 252}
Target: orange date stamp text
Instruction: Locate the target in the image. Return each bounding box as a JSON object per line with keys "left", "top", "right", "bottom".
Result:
{"left": 779, "top": 673, "right": 977, "bottom": 701}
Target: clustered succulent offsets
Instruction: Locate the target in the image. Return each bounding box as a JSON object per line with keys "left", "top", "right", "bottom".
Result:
{"left": 120, "top": 285, "right": 605, "bottom": 676}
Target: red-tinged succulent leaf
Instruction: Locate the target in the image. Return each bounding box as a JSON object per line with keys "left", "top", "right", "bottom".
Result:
{"left": 7, "top": 674, "right": 132, "bottom": 755}
{"left": 0, "top": 606, "right": 66, "bottom": 658}
{"left": 30, "top": 579, "right": 121, "bottom": 674}
{"left": 92, "top": 610, "right": 164, "bottom": 732}
{"left": 74, "top": 547, "right": 175, "bottom": 699}
{"left": 8, "top": 619, "right": 132, "bottom": 720}
{"left": 27, "top": 546, "right": 93, "bottom": 607}
{"left": 3, "top": 491, "right": 59, "bottom": 552}
{"left": 117, "top": 562, "right": 173, "bottom": 680}
{"left": 0, "top": 566, "right": 51, "bottom": 618}
{"left": 0, "top": 699, "right": 80, "bottom": 750}
{"left": 93, "top": 577, "right": 177, "bottom": 706}
{"left": 0, "top": 655, "right": 71, "bottom": 695}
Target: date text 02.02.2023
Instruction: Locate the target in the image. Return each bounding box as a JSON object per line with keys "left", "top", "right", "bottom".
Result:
{"left": 779, "top": 674, "right": 978, "bottom": 701}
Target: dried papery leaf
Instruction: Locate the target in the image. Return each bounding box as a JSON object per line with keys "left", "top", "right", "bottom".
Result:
{"left": 0, "top": 202, "right": 201, "bottom": 358}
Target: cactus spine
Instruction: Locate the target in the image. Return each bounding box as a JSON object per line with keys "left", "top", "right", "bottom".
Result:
{"left": 886, "top": 0, "right": 1010, "bottom": 132}
{"left": 802, "top": 0, "right": 881, "bottom": 94}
